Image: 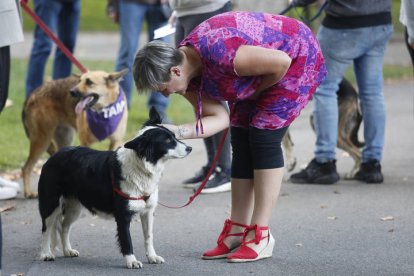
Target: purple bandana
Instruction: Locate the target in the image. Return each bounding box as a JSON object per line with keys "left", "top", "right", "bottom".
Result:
{"left": 86, "top": 90, "right": 126, "bottom": 141}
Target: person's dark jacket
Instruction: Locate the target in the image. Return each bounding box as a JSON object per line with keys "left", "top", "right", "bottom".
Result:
{"left": 292, "top": 0, "right": 392, "bottom": 28}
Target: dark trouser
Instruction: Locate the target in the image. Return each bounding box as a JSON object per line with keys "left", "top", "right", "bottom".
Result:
{"left": 231, "top": 126, "right": 289, "bottom": 179}
{"left": 404, "top": 28, "right": 414, "bottom": 75}
{"left": 0, "top": 214, "right": 2, "bottom": 270}
{"left": 175, "top": 2, "right": 233, "bottom": 173}
{"left": 0, "top": 46, "right": 10, "bottom": 113}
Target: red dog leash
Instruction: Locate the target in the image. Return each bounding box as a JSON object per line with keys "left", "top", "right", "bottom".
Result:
{"left": 158, "top": 128, "right": 229, "bottom": 209}
{"left": 20, "top": 0, "right": 88, "bottom": 74}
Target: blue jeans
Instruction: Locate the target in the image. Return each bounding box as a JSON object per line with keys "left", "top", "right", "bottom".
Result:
{"left": 314, "top": 25, "right": 393, "bottom": 163}
{"left": 115, "top": 0, "right": 170, "bottom": 116}
{"left": 25, "top": 0, "right": 80, "bottom": 96}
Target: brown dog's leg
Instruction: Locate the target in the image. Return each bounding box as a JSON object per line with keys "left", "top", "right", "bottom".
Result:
{"left": 22, "top": 133, "right": 54, "bottom": 198}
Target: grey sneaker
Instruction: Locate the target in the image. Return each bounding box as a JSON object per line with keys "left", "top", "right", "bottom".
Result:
{"left": 182, "top": 166, "right": 210, "bottom": 189}
{"left": 193, "top": 166, "right": 231, "bottom": 194}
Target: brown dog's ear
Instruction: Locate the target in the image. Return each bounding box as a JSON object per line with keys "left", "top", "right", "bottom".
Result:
{"left": 72, "top": 73, "right": 81, "bottom": 78}
{"left": 107, "top": 68, "right": 129, "bottom": 83}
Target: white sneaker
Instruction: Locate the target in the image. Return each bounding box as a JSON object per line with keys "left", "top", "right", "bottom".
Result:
{"left": 0, "top": 177, "right": 20, "bottom": 192}
{"left": 0, "top": 186, "right": 17, "bottom": 200}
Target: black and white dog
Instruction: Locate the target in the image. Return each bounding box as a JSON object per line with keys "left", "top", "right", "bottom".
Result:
{"left": 38, "top": 108, "right": 192, "bottom": 269}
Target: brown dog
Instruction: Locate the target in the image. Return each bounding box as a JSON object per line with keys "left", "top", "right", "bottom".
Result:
{"left": 21, "top": 69, "right": 129, "bottom": 198}
{"left": 284, "top": 78, "right": 363, "bottom": 178}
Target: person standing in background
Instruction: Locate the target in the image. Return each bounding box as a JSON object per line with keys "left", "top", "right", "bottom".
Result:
{"left": 400, "top": 0, "right": 414, "bottom": 71}
{"left": 0, "top": 0, "right": 24, "bottom": 273}
{"left": 107, "top": 0, "right": 172, "bottom": 122}
{"left": 25, "top": 0, "right": 81, "bottom": 97}
{"left": 168, "top": 0, "right": 233, "bottom": 194}
{"left": 290, "top": 0, "right": 393, "bottom": 185}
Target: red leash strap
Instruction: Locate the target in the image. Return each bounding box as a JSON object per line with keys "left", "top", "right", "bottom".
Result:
{"left": 20, "top": 0, "right": 88, "bottom": 74}
{"left": 158, "top": 127, "right": 229, "bottom": 209}
{"left": 111, "top": 171, "right": 149, "bottom": 201}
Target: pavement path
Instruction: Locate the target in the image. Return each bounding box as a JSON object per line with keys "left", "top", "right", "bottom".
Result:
{"left": 1, "top": 79, "right": 413, "bottom": 275}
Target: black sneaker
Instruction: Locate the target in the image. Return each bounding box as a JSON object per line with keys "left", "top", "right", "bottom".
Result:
{"left": 355, "top": 160, "right": 384, "bottom": 184}
{"left": 182, "top": 166, "right": 210, "bottom": 189}
{"left": 193, "top": 166, "right": 231, "bottom": 194}
{"left": 290, "top": 158, "right": 340, "bottom": 184}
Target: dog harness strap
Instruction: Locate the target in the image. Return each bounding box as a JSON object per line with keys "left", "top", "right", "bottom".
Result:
{"left": 112, "top": 186, "right": 149, "bottom": 201}
{"left": 111, "top": 171, "right": 149, "bottom": 201}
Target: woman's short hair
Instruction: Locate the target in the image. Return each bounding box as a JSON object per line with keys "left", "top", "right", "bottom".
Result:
{"left": 133, "top": 40, "right": 183, "bottom": 93}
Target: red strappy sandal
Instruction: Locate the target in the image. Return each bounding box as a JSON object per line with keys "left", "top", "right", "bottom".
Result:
{"left": 227, "top": 224, "right": 275, "bottom": 263}
{"left": 202, "top": 219, "right": 248, "bottom": 260}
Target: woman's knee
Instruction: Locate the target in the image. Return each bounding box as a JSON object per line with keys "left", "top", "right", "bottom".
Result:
{"left": 249, "top": 126, "right": 288, "bottom": 169}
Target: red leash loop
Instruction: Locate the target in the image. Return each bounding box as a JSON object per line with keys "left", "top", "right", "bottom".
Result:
{"left": 158, "top": 127, "right": 229, "bottom": 209}
{"left": 20, "top": 0, "right": 88, "bottom": 74}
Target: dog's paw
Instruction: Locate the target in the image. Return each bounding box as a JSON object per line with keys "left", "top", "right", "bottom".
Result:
{"left": 64, "top": 248, "right": 79, "bottom": 257}
{"left": 40, "top": 253, "right": 55, "bottom": 261}
{"left": 25, "top": 191, "right": 38, "bottom": 199}
{"left": 147, "top": 254, "right": 165, "bottom": 264}
{"left": 125, "top": 255, "right": 143, "bottom": 269}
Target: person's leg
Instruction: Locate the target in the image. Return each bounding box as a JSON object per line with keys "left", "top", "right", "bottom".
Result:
{"left": 146, "top": 4, "right": 170, "bottom": 121}
{"left": 404, "top": 28, "right": 414, "bottom": 71}
{"left": 0, "top": 46, "right": 10, "bottom": 112}
{"left": 313, "top": 26, "right": 353, "bottom": 163}
{"left": 53, "top": 0, "right": 80, "bottom": 80}
{"left": 25, "top": 0, "right": 59, "bottom": 96}
{"left": 115, "top": 0, "right": 146, "bottom": 105}
{"left": 0, "top": 213, "right": 2, "bottom": 273}
{"left": 290, "top": 26, "right": 354, "bottom": 184}
{"left": 353, "top": 25, "right": 392, "bottom": 183}
{"left": 202, "top": 126, "right": 253, "bottom": 259}
{"left": 179, "top": 4, "right": 233, "bottom": 189}
{"left": 227, "top": 127, "right": 287, "bottom": 262}
{"left": 354, "top": 25, "right": 392, "bottom": 163}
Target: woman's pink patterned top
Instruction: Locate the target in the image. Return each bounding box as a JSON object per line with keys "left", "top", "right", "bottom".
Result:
{"left": 179, "top": 11, "right": 326, "bottom": 130}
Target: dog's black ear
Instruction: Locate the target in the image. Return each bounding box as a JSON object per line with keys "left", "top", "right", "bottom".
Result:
{"left": 124, "top": 135, "right": 146, "bottom": 150}
{"left": 143, "top": 107, "right": 162, "bottom": 127}
{"left": 124, "top": 134, "right": 153, "bottom": 159}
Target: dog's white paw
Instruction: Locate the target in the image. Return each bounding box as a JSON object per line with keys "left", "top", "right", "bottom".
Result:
{"left": 147, "top": 254, "right": 165, "bottom": 264}
{"left": 125, "top": 255, "right": 143, "bottom": 269}
{"left": 40, "top": 253, "right": 55, "bottom": 261}
{"left": 64, "top": 248, "right": 79, "bottom": 257}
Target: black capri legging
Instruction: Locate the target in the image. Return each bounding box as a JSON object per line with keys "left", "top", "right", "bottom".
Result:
{"left": 231, "top": 126, "right": 289, "bottom": 179}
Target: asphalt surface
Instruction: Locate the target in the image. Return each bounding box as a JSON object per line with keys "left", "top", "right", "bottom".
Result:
{"left": 2, "top": 33, "right": 414, "bottom": 276}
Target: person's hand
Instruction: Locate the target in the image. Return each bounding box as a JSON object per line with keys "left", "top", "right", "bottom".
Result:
{"left": 168, "top": 10, "right": 177, "bottom": 27}
{"left": 106, "top": 4, "right": 119, "bottom": 23}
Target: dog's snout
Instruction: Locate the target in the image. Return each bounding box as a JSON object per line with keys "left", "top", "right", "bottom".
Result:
{"left": 186, "top": 146, "right": 192, "bottom": 153}
{"left": 70, "top": 88, "right": 81, "bottom": 98}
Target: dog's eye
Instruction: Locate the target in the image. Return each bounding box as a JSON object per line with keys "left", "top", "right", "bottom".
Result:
{"left": 85, "top": 78, "right": 94, "bottom": 86}
{"left": 166, "top": 138, "right": 172, "bottom": 143}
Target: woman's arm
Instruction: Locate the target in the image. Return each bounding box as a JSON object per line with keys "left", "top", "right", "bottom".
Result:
{"left": 163, "top": 91, "right": 230, "bottom": 140}
{"left": 234, "top": 45, "right": 292, "bottom": 97}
